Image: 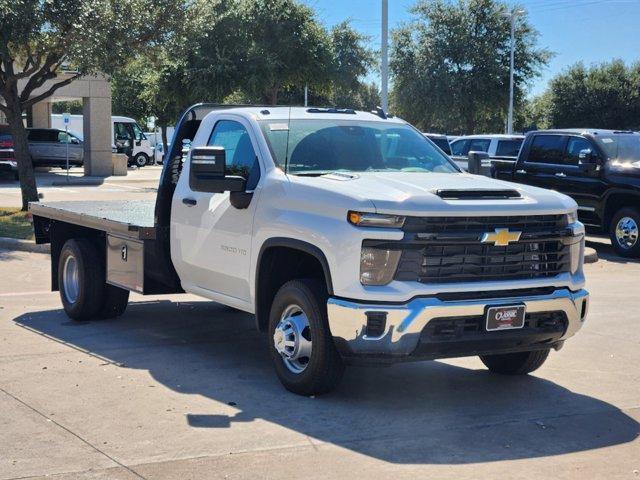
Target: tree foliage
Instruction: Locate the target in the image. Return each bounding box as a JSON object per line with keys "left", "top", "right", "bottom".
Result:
{"left": 527, "top": 60, "right": 640, "bottom": 130}
{"left": 0, "top": 0, "right": 186, "bottom": 209}
{"left": 112, "top": 0, "right": 378, "bottom": 136}
{"left": 390, "top": 0, "right": 550, "bottom": 134}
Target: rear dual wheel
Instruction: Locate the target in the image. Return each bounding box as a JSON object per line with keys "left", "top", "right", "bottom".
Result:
{"left": 58, "top": 239, "right": 129, "bottom": 321}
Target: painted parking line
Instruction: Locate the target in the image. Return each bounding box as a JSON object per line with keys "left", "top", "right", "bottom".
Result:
{"left": 0, "top": 290, "right": 54, "bottom": 298}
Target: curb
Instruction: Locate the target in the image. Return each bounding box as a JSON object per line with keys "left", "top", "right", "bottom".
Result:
{"left": 584, "top": 247, "right": 598, "bottom": 264}
{"left": 0, "top": 237, "right": 50, "bottom": 253}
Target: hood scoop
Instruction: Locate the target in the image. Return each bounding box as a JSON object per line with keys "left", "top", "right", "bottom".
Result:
{"left": 435, "top": 189, "right": 522, "bottom": 200}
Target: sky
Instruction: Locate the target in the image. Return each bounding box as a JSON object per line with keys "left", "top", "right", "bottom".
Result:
{"left": 302, "top": 0, "right": 640, "bottom": 98}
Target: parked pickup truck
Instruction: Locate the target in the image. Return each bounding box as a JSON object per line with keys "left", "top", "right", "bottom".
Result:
{"left": 30, "top": 105, "right": 589, "bottom": 395}
{"left": 493, "top": 129, "right": 640, "bottom": 257}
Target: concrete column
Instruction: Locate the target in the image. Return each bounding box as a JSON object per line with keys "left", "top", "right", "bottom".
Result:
{"left": 31, "top": 101, "right": 52, "bottom": 128}
{"left": 82, "top": 96, "right": 112, "bottom": 176}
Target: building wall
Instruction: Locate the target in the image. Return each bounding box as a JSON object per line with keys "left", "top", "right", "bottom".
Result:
{"left": 17, "top": 73, "right": 112, "bottom": 176}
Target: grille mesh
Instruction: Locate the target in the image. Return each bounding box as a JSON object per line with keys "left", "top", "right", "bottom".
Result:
{"left": 394, "top": 215, "right": 571, "bottom": 284}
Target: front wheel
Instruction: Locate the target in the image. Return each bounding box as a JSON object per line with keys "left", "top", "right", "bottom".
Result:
{"left": 133, "top": 153, "right": 148, "bottom": 168}
{"left": 609, "top": 207, "right": 640, "bottom": 258}
{"left": 269, "top": 279, "right": 344, "bottom": 396}
{"left": 480, "top": 349, "right": 550, "bottom": 375}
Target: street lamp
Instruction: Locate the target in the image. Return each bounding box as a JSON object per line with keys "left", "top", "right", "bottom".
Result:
{"left": 503, "top": 9, "right": 524, "bottom": 134}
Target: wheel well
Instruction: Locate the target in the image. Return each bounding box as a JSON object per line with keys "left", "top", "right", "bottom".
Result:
{"left": 255, "top": 245, "right": 331, "bottom": 332}
{"left": 604, "top": 193, "right": 640, "bottom": 231}
{"left": 49, "top": 221, "right": 105, "bottom": 291}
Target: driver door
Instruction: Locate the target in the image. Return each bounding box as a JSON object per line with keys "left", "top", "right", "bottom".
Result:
{"left": 171, "top": 117, "right": 262, "bottom": 307}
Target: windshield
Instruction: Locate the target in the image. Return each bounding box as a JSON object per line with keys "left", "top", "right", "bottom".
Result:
{"left": 259, "top": 119, "right": 459, "bottom": 175}
{"left": 595, "top": 134, "right": 640, "bottom": 163}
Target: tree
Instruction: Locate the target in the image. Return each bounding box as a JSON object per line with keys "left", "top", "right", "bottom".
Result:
{"left": 0, "top": 0, "right": 186, "bottom": 210}
{"left": 239, "top": 0, "right": 334, "bottom": 105}
{"left": 536, "top": 60, "right": 640, "bottom": 130}
{"left": 112, "top": 0, "right": 250, "bottom": 150}
{"left": 390, "top": 0, "right": 550, "bottom": 134}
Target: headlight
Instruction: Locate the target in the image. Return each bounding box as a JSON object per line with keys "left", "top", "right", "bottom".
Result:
{"left": 566, "top": 210, "right": 578, "bottom": 225}
{"left": 360, "top": 247, "right": 401, "bottom": 285}
{"left": 348, "top": 211, "right": 405, "bottom": 228}
{"left": 562, "top": 227, "right": 584, "bottom": 275}
{"left": 9, "top": 160, "right": 17, "bottom": 167}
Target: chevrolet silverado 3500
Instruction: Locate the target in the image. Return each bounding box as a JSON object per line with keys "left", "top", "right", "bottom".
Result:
{"left": 30, "top": 105, "right": 589, "bottom": 395}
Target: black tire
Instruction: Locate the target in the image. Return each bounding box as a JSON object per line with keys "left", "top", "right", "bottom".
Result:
{"left": 133, "top": 153, "right": 148, "bottom": 168}
{"left": 58, "top": 239, "right": 105, "bottom": 321}
{"left": 13, "top": 170, "right": 19, "bottom": 181}
{"left": 480, "top": 349, "right": 550, "bottom": 375}
{"left": 268, "top": 279, "right": 344, "bottom": 396}
{"left": 99, "top": 285, "right": 129, "bottom": 319}
{"left": 609, "top": 207, "right": 640, "bottom": 258}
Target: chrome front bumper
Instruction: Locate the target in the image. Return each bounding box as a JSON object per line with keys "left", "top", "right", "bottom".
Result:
{"left": 327, "top": 288, "right": 589, "bottom": 360}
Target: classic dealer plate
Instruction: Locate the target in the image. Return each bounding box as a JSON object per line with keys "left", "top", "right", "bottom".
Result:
{"left": 486, "top": 305, "right": 526, "bottom": 331}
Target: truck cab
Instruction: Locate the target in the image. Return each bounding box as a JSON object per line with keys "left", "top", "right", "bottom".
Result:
{"left": 112, "top": 116, "right": 155, "bottom": 167}
{"left": 30, "top": 104, "right": 590, "bottom": 395}
{"left": 493, "top": 129, "right": 640, "bottom": 257}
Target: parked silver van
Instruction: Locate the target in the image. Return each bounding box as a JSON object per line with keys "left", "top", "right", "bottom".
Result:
{"left": 27, "top": 128, "right": 84, "bottom": 168}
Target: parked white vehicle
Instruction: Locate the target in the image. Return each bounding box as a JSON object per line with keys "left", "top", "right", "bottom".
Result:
{"left": 450, "top": 134, "right": 525, "bottom": 170}
{"left": 52, "top": 114, "right": 155, "bottom": 167}
{"left": 31, "top": 105, "right": 589, "bottom": 395}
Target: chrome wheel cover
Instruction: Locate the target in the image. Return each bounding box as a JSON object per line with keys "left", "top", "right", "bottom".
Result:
{"left": 273, "top": 304, "right": 312, "bottom": 374}
{"left": 62, "top": 255, "right": 80, "bottom": 304}
{"left": 615, "top": 216, "right": 639, "bottom": 249}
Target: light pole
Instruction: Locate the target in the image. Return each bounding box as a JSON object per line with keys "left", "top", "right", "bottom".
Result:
{"left": 381, "top": 0, "right": 389, "bottom": 112}
{"left": 504, "top": 9, "right": 523, "bottom": 134}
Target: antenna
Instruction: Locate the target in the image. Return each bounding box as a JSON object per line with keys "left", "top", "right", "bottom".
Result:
{"left": 284, "top": 105, "right": 292, "bottom": 173}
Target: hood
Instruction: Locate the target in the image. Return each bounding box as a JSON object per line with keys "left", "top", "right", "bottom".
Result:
{"left": 303, "top": 172, "right": 577, "bottom": 216}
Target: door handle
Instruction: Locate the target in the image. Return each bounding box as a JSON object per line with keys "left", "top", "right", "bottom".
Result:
{"left": 516, "top": 169, "right": 527, "bottom": 174}
{"left": 182, "top": 197, "right": 197, "bottom": 206}
{"left": 555, "top": 172, "right": 567, "bottom": 178}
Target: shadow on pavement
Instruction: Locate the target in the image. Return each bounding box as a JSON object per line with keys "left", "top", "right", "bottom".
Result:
{"left": 14, "top": 299, "right": 639, "bottom": 465}
{"left": 586, "top": 237, "right": 640, "bottom": 265}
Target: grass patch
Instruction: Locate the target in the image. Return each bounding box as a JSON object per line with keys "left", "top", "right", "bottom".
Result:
{"left": 0, "top": 207, "right": 33, "bottom": 240}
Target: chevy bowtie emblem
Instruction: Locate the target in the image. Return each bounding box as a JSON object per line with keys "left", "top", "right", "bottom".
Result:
{"left": 481, "top": 228, "right": 522, "bottom": 246}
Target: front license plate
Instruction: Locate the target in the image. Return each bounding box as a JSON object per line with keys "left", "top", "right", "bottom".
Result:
{"left": 486, "top": 305, "right": 526, "bottom": 331}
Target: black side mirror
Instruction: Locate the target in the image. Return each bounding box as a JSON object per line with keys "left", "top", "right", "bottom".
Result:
{"left": 467, "top": 150, "right": 490, "bottom": 174}
{"left": 71, "top": 138, "right": 81, "bottom": 145}
{"left": 578, "top": 149, "right": 599, "bottom": 173}
{"left": 189, "top": 146, "right": 246, "bottom": 193}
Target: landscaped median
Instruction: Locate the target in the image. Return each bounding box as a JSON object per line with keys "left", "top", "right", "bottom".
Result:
{"left": 0, "top": 207, "right": 49, "bottom": 253}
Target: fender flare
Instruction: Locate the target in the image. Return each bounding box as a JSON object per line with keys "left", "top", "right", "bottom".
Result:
{"left": 254, "top": 237, "right": 334, "bottom": 331}
{"left": 256, "top": 237, "right": 334, "bottom": 296}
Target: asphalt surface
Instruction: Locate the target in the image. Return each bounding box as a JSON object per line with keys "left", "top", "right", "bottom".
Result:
{"left": 0, "top": 235, "right": 638, "bottom": 479}
{"left": 0, "top": 169, "right": 638, "bottom": 479}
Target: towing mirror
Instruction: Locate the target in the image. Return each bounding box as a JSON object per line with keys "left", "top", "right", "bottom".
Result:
{"left": 189, "top": 146, "right": 247, "bottom": 193}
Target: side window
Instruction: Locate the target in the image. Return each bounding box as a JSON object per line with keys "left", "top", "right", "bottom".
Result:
{"left": 114, "top": 123, "right": 131, "bottom": 141}
{"left": 468, "top": 138, "right": 491, "bottom": 153}
{"left": 207, "top": 120, "right": 260, "bottom": 189}
{"left": 27, "top": 130, "right": 50, "bottom": 142}
{"left": 58, "top": 131, "right": 70, "bottom": 144}
{"left": 565, "top": 137, "right": 593, "bottom": 166}
{"left": 495, "top": 139, "right": 523, "bottom": 157}
{"left": 450, "top": 139, "right": 468, "bottom": 156}
{"left": 132, "top": 123, "right": 145, "bottom": 141}
{"left": 527, "top": 135, "right": 567, "bottom": 165}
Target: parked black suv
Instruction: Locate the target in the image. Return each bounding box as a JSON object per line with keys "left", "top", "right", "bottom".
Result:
{"left": 493, "top": 129, "right": 640, "bottom": 257}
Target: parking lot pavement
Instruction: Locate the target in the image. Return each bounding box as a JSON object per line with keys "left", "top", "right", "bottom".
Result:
{"left": 0, "top": 167, "right": 161, "bottom": 207}
{"left": 0, "top": 244, "right": 638, "bottom": 480}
